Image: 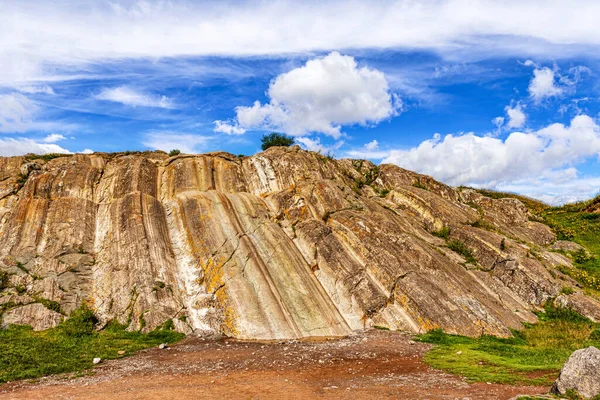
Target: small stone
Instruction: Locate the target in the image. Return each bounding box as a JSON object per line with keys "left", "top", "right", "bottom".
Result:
{"left": 117, "top": 350, "right": 125, "bottom": 355}
{"left": 93, "top": 357, "right": 102, "bottom": 364}
{"left": 159, "top": 343, "right": 168, "bottom": 349}
{"left": 456, "top": 351, "right": 463, "bottom": 355}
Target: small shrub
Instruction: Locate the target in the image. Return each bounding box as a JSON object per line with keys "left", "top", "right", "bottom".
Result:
{"left": 260, "top": 132, "right": 295, "bottom": 150}
{"left": 500, "top": 238, "right": 506, "bottom": 251}
{"left": 412, "top": 181, "right": 428, "bottom": 190}
{"left": 59, "top": 304, "right": 98, "bottom": 337}
{"left": 573, "top": 248, "right": 592, "bottom": 264}
{"left": 431, "top": 226, "right": 451, "bottom": 239}
{"left": 0, "top": 271, "right": 9, "bottom": 291}
{"left": 16, "top": 173, "right": 28, "bottom": 187}
{"left": 168, "top": 149, "right": 181, "bottom": 157}
{"left": 378, "top": 188, "right": 390, "bottom": 197}
{"left": 447, "top": 239, "right": 477, "bottom": 264}
{"left": 35, "top": 298, "right": 62, "bottom": 314}
{"left": 561, "top": 286, "right": 575, "bottom": 295}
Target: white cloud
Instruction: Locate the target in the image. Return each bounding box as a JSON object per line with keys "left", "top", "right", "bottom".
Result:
{"left": 505, "top": 103, "right": 526, "bottom": 128}
{"left": 142, "top": 132, "right": 213, "bottom": 154}
{"left": 383, "top": 115, "right": 600, "bottom": 193}
{"left": 95, "top": 86, "right": 172, "bottom": 108}
{"left": 213, "top": 120, "right": 246, "bottom": 135}
{"left": 0, "top": 93, "right": 37, "bottom": 133}
{"left": 365, "top": 140, "right": 379, "bottom": 151}
{"left": 42, "top": 133, "right": 66, "bottom": 143}
{"left": 216, "top": 52, "right": 401, "bottom": 138}
{"left": 345, "top": 139, "right": 391, "bottom": 160}
{"left": 528, "top": 67, "right": 563, "bottom": 102}
{"left": 0, "top": 137, "right": 71, "bottom": 156}
{"left": 80, "top": 149, "right": 94, "bottom": 154}
{"left": 295, "top": 137, "right": 344, "bottom": 154}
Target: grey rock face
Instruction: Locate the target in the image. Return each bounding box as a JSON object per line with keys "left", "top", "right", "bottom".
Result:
{"left": 552, "top": 346, "right": 600, "bottom": 399}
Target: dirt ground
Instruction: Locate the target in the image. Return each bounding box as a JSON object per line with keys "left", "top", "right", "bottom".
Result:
{"left": 0, "top": 330, "right": 548, "bottom": 400}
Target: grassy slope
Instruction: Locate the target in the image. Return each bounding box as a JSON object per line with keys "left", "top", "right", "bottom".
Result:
{"left": 418, "top": 190, "right": 600, "bottom": 387}
{"left": 0, "top": 306, "right": 184, "bottom": 384}
{"left": 418, "top": 306, "right": 600, "bottom": 386}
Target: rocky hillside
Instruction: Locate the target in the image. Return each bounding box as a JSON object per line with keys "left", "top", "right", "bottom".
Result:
{"left": 1, "top": 146, "right": 599, "bottom": 340}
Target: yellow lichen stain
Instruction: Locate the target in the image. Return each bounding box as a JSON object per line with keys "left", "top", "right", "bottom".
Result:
{"left": 200, "top": 255, "right": 240, "bottom": 337}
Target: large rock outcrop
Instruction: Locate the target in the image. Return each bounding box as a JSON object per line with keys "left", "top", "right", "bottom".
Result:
{"left": 1, "top": 147, "right": 600, "bottom": 340}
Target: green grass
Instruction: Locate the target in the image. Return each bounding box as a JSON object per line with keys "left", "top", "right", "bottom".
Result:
{"left": 542, "top": 196, "right": 600, "bottom": 292}
{"left": 0, "top": 305, "right": 184, "bottom": 384}
{"left": 417, "top": 305, "right": 600, "bottom": 386}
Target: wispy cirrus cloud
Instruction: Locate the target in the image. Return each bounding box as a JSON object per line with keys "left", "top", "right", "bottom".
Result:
{"left": 95, "top": 86, "right": 173, "bottom": 108}
{"left": 4, "top": 1, "right": 600, "bottom": 86}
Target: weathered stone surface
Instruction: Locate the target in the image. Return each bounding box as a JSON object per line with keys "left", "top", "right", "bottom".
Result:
{"left": 1, "top": 303, "right": 64, "bottom": 330}
{"left": 552, "top": 346, "right": 600, "bottom": 398}
{"left": 1, "top": 147, "right": 600, "bottom": 339}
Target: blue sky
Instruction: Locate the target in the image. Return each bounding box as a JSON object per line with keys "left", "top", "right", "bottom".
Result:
{"left": 2, "top": 1, "right": 600, "bottom": 204}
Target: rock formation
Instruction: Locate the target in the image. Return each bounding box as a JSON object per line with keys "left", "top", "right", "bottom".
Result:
{"left": 552, "top": 346, "right": 600, "bottom": 398}
{"left": 1, "top": 146, "right": 599, "bottom": 339}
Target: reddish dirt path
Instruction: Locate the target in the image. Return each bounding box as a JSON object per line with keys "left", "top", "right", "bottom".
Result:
{"left": 0, "top": 330, "right": 548, "bottom": 400}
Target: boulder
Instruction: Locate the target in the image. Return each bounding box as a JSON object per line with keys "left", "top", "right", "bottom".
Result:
{"left": 552, "top": 346, "right": 600, "bottom": 398}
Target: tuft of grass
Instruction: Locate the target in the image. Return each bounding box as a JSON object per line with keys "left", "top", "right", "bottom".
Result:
{"left": 417, "top": 304, "right": 600, "bottom": 386}
{"left": 168, "top": 149, "right": 181, "bottom": 157}
{"left": 0, "top": 305, "right": 184, "bottom": 384}
{"left": 447, "top": 239, "right": 477, "bottom": 264}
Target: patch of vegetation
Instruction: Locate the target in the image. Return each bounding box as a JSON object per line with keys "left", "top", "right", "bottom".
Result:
{"left": 417, "top": 304, "right": 600, "bottom": 386}
{"left": 542, "top": 196, "right": 600, "bottom": 292}
{"left": 431, "top": 226, "right": 451, "bottom": 239}
{"left": 261, "top": 132, "right": 295, "bottom": 150}
{"left": 468, "top": 218, "right": 497, "bottom": 232}
{"left": 412, "top": 180, "right": 428, "bottom": 190}
{"left": 0, "top": 305, "right": 184, "bottom": 384}
{"left": 447, "top": 239, "right": 477, "bottom": 264}
{"left": 168, "top": 149, "right": 181, "bottom": 157}
{"left": 16, "top": 173, "right": 28, "bottom": 187}
{"left": 34, "top": 297, "right": 63, "bottom": 314}
{"left": 377, "top": 188, "right": 390, "bottom": 197}
{"left": 0, "top": 270, "right": 9, "bottom": 291}
{"left": 25, "top": 153, "right": 71, "bottom": 162}
{"left": 473, "top": 188, "right": 548, "bottom": 215}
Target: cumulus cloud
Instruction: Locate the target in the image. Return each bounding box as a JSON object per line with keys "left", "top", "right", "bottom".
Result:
{"left": 528, "top": 67, "right": 563, "bottom": 102}
{"left": 213, "top": 120, "right": 246, "bottom": 135}
{"left": 215, "top": 52, "right": 401, "bottom": 138}
{"left": 345, "top": 139, "right": 391, "bottom": 160}
{"left": 505, "top": 103, "right": 526, "bottom": 128}
{"left": 383, "top": 115, "right": 600, "bottom": 189}
{"left": 143, "top": 132, "right": 213, "bottom": 154}
{"left": 0, "top": 137, "right": 71, "bottom": 156}
{"left": 96, "top": 86, "right": 172, "bottom": 108}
